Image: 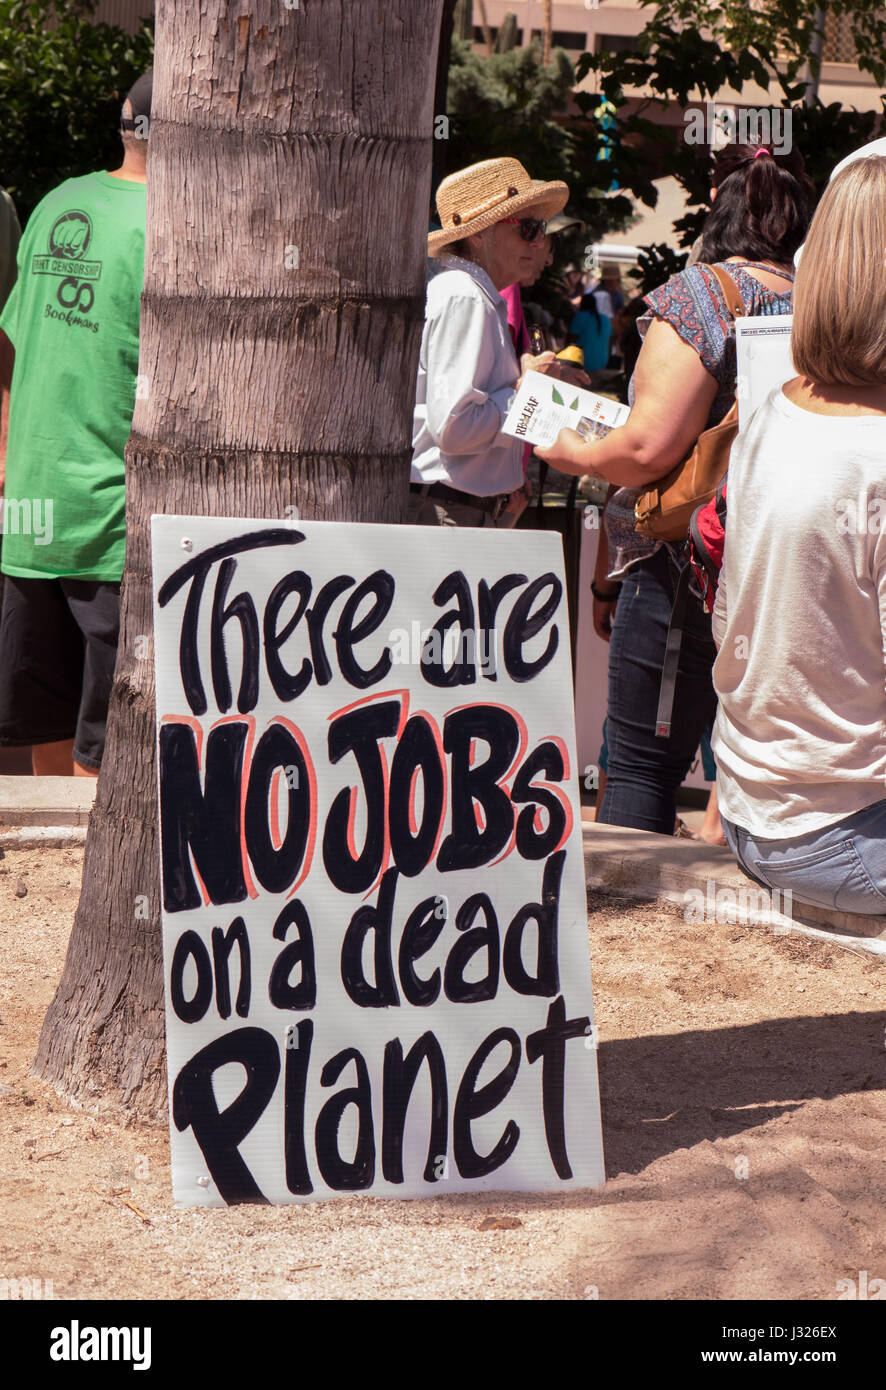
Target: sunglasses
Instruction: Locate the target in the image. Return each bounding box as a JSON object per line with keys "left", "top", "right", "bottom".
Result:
{"left": 501, "top": 215, "right": 547, "bottom": 243}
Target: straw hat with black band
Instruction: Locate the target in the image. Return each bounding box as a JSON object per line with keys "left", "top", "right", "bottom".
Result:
{"left": 428, "top": 157, "right": 569, "bottom": 258}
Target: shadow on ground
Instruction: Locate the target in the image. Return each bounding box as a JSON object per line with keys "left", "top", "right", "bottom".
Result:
{"left": 598, "top": 1010, "right": 886, "bottom": 1177}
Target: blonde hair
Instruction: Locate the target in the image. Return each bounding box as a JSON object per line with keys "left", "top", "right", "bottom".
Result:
{"left": 792, "top": 157, "right": 886, "bottom": 386}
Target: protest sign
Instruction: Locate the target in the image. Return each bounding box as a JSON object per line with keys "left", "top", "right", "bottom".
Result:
{"left": 151, "top": 516, "right": 604, "bottom": 1205}
{"left": 735, "top": 315, "right": 794, "bottom": 432}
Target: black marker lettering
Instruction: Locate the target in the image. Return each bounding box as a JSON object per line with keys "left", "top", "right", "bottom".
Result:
{"left": 526, "top": 995, "right": 589, "bottom": 1180}
{"left": 172, "top": 1027, "right": 280, "bottom": 1204}
{"left": 453, "top": 1028, "right": 521, "bottom": 1179}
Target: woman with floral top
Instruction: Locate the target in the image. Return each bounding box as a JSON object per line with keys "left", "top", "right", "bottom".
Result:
{"left": 538, "top": 143, "right": 816, "bottom": 835}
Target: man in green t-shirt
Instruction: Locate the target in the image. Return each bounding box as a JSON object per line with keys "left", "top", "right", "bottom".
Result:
{"left": 0, "top": 71, "right": 151, "bottom": 776}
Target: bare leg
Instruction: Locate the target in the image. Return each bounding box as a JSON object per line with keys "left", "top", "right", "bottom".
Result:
{"left": 32, "top": 738, "right": 75, "bottom": 776}
{"left": 73, "top": 760, "right": 99, "bottom": 779}
{"left": 699, "top": 782, "right": 726, "bottom": 846}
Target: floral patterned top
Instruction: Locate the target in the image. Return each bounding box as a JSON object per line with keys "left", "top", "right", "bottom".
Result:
{"left": 605, "top": 261, "right": 794, "bottom": 579}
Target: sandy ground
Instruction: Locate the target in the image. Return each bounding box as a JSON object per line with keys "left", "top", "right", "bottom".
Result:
{"left": 1, "top": 844, "right": 884, "bottom": 1301}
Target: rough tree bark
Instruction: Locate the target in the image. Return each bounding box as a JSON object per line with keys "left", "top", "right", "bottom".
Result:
{"left": 541, "top": 0, "right": 552, "bottom": 66}
{"left": 33, "top": 0, "right": 444, "bottom": 1120}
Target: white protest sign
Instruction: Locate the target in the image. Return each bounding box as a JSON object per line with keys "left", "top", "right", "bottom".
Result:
{"left": 735, "top": 314, "right": 794, "bottom": 432}
{"left": 151, "top": 516, "right": 605, "bottom": 1205}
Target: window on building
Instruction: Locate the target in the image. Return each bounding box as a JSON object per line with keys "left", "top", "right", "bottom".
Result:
{"left": 596, "top": 33, "right": 640, "bottom": 55}
{"left": 472, "top": 26, "right": 528, "bottom": 46}
{"left": 822, "top": 11, "right": 856, "bottom": 63}
{"left": 525, "top": 29, "right": 589, "bottom": 51}
{"left": 552, "top": 31, "right": 589, "bottom": 50}
{"left": 822, "top": 9, "right": 886, "bottom": 63}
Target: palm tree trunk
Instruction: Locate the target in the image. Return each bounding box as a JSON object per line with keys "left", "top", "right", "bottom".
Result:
{"left": 32, "top": 0, "right": 444, "bottom": 1121}
{"left": 541, "top": 0, "right": 552, "bottom": 66}
{"left": 495, "top": 13, "right": 519, "bottom": 54}
{"left": 477, "top": 0, "right": 494, "bottom": 55}
{"left": 803, "top": 4, "right": 829, "bottom": 106}
{"left": 454, "top": 0, "right": 473, "bottom": 43}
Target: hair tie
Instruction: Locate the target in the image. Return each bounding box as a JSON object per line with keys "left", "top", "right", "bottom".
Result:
{"left": 754, "top": 147, "right": 771, "bottom": 159}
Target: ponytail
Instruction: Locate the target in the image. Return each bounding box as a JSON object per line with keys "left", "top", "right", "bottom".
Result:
{"left": 698, "top": 142, "right": 816, "bottom": 264}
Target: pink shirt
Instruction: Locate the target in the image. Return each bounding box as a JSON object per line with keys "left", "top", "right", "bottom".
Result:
{"left": 502, "top": 282, "right": 531, "bottom": 358}
{"left": 502, "top": 283, "right": 532, "bottom": 477}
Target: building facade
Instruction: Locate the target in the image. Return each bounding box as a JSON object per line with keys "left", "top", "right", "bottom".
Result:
{"left": 478, "top": 1, "right": 884, "bottom": 113}
{"left": 91, "top": 0, "right": 153, "bottom": 31}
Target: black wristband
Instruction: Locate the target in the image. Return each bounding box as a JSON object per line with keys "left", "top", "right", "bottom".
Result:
{"left": 591, "top": 580, "right": 621, "bottom": 601}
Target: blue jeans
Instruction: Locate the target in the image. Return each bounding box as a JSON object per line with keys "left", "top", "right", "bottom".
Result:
{"left": 598, "top": 547, "right": 718, "bottom": 834}
{"left": 721, "top": 799, "right": 886, "bottom": 916}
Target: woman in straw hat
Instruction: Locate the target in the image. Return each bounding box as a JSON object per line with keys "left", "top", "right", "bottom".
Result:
{"left": 409, "top": 157, "right": 582, "bottom": 527}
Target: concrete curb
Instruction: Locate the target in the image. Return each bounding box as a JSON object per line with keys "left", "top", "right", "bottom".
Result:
{"left": 583, "top": 821, "right": 886, "bottom": 958}
{"left": 0, "top": 825, "right": 88, "bottom": 849}
{"left": 0, "top": 776, "right": 95, "bottom": 826}
{"left": 1, "top": 779, "right": 884, "bottom": 957}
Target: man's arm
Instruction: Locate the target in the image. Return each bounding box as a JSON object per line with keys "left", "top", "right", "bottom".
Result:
{"left": 424, "top": 292, "right": 513, "bottom": 456}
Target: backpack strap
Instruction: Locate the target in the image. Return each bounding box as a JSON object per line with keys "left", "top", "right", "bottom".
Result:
{"left": 654, "top": 560, "right": 693, "bottom": 739}
{"left": 708, "top": 264, "right": 746, "bottom": 320}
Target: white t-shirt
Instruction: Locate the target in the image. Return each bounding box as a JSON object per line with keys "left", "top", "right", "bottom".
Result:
{"left": 592, "top": 289, "right": 614, "bottom": 319}
{"left": 411, "top": 256, "right": 524, "bottom": 497}
{"left": 712, "top": 388, "right": 886, "bottom": 839}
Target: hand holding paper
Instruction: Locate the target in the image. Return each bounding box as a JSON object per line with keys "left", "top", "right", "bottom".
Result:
{"left": 503, "top": 370, "right": 630, "bottom": 475}
{"left": 516, "top": 350, "right": 556, "bottom": 391}
{"left": 536, "top": 427, "right": 594, "bottom": 476}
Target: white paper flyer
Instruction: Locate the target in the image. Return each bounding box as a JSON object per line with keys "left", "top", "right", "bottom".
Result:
{"left": 502, "top": 370, "right": 630, "bottom": 449}
{"left": 735, "top": 314, "right": 794, "bottom": 432}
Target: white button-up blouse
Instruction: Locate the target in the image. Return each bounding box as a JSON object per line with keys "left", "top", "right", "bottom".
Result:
{"left": 411, "top": 255, "right": 524, "bottom": 498}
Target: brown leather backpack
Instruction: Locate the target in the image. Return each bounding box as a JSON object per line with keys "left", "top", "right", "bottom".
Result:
{"left": 633, "top": 265, "right": 745, "bottom": 542}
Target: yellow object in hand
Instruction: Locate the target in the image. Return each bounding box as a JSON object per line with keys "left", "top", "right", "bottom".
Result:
{"left": 556, "top": 345, "right": 584, "bottom": 367}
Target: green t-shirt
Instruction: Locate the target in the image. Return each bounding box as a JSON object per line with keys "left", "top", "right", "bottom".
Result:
{"left": 0, "top": 171, "right": 145, "bottom": 580}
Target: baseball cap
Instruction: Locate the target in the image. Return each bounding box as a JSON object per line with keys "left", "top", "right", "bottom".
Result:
{"left": 121, "top": 70, "right": 153, "bottom": 133}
